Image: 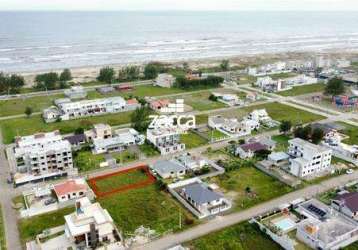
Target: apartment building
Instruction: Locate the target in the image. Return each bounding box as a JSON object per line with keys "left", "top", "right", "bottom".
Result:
{"left": 13, "top": 130, "right": 74, "bottom": 186}
{"left": 64, "top": 197, "right": 123, "bottom": 249}
{"left": 146, "top": 128, "right": 185, "bottom": 155}
{"left": 288, "top": 138, "right": 332, "bottom": 178}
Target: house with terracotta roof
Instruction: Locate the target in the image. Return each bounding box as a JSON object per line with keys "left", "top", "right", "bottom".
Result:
{"left": 54, "top": 179, "right": 89, "bottom": 203}
{"left": 149, "top": 99, "right": 170, "bottom": 112}
{"left": 332, "top": 192, "right": 358, "bottom": 220}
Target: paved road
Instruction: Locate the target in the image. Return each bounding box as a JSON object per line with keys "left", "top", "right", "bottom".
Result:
{"left": 134, "top": 170, "right": 358, "bottom": 250}
{"left": 0, "top": 130, "right": 22, "bottom": 250}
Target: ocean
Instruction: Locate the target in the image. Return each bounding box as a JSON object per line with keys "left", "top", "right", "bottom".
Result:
{"left": 1, "top": 11, "right": 358, "bottom": 72}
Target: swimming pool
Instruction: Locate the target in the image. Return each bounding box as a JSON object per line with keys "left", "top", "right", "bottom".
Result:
{"left": 274, "top": 217, "right": 296, "bottom": 232}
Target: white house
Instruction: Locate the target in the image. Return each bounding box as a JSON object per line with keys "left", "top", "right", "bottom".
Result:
{"left": 64, "top": 197, "right": 123, "bottom": 249}
{"left": 208, "top": 116, "right": 252, "bottom": 137}
{"left": 332, "top": 192, "right": 358, "bottom": 220}
{"left": 151, "top": 160, "right": 187, "bottom": 179}
{"left": 53, "top": 178, "right": 88, "bottom": 203}
{"left": 155, "top": 73, "right": 176, "bottom": 88}
{"left": 175, "top": 153, "right": 207, "bottom": 171}
{"left": 247, "top": 109, "right": 271, "bottom": 123}
{"left": 288, "top": 138, "right": 332, "bottom": 178}
{"left": 92, "top": 128, "right": 144, "bottom": 154}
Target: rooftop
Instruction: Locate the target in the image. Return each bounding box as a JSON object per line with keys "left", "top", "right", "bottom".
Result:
{"left": 54, "top": 179, "right": 87, "bottom": 197}
{"left": 180, "top": 182, "right": 223, "bottom": 205}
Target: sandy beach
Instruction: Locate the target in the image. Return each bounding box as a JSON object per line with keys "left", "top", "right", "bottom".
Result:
{"left": 18, "top": 50, "right": 358, "bottom": 87}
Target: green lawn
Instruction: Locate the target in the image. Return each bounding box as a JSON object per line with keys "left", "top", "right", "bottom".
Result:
{"left": 172, "top": 91, "right": 227, "bottom": 111}
{"left": 237, "top": 74, "right": 257, "bottom": 85}
{"left": 209, "top": 165, "right": 293, "bottom": 211}
{"left": 272, "top": 134, "right": 291, "bottom": 151}
{"left": 0, "top": 205, "right": 6, "bottom": 250}
{"left": 185, "top": 221, "right": 282, "bottom": 250}
{"left": 195, "top": 102, "right": 324, "bottom": 127}
{"left": 270, "top": 72, "right": 297, "bottom": 80}
{"left": 242, "top": 102, "right": 325, "bottom": 125}
{"left": 18, "top": 206, "right": 73, "bottom": 244}
{"left": 95, "top": 169, "right": 149, "bottom": 192}
{"left": 337, "top": 122, "right": 358, "bottom": 145}
{"left": 277, "top": 83, "right": 326, "bottom": 97}
{"left": 181, "top": 132, "right": 208, "bottom": 149}
{"left": 0, "top": 111, "right": 133, "bottom": 144}
{"left": 138, "top": 142, "right": 160, "bottom": 157}
{"left": 99, "top": 185, "right": 197, "bottom": 236}
{"left": 209, "top": 129, "right": 229, "bottom": 140}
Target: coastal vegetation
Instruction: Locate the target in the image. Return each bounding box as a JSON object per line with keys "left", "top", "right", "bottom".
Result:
{"left": 174, "top": 75, "right": 224, "bottom": 90}
{"left": 324, "top": 77, "right": 345, "bottom": 97}
{"left": 0, "top": 72, "right": 25, "bottom": 94}
{"left": 34, "top": 69, "right": 72, "bottom": 90}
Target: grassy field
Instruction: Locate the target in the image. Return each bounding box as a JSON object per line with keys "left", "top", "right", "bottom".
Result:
{"left": 0, "top": 111, "right": 133, "bottom": 144}
{"left": 95, "top": 169, "right": 149, "bottom": 192}
{"left": 18, "top": 206, "right": 73, "bottom": 244}
{"left": 185, "top": 221, "right": 282, "bottom": 250}
{"left": 195, "top": 102, "right": 325, "bottom": 127}
{"left": 181, "top": 132, "right": 208, "bottom": 149}
{"left": 209, "top": 165, "right": 293, "bottom": 211}
{"left": 0, "top": 205, "right": 6, "bottom": 250}
{"left": 171, "top": 91, "right": 227, "bottom": 111}
{"left": 138, "top": 142, "right": 160, "bottom": 157}
{"left": 237, "top": 74, "right": 257, "bottom": 85}
{"left": 99, "top": 185, "right": 197, "bottom": 236}
{"left": 337, "top": 122, "right": 358, "bottom": 145}
{"left": 277, "top": 83, "right": 326, "bottom": 97}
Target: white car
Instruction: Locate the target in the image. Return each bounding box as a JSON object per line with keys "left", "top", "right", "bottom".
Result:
{"left": 346, "top": 169, "right": 354, "bottom": 175}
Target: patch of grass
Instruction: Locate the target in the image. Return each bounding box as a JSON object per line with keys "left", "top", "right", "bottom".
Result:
{"left": 208, "top": 129, "right": 229, "bottom": 140}
{"left": 272, "top": 134, "right": 291, "bottom": 151}
{"left": 172, "top": 91, "right": 227, "bottom": 111}
{"left": 185, "top": 221, "right": 282, "bottom": 250}
{"left": 270, "top": 72, "right": 297, "bottom": 80}
{"left": 277, "top": 83, "right": 326, "bottom": 97}
{"left": 95, "top": 169, "right": 149, "bottom": 193}
{"left": 318, "top": 189, "right": 338, "bottom": 205}
{"left": 18, "top": 206, "right": 73, "bottom": 244}
{"left": 0, "top": 111, "right": 133, "bottom": 144}
{"left": 138, "top": 142, "right": 160, "bottom": 157}
{"left": 181, "top": 132, "right": 208, "bottom": 149}
{"left": 0, "top": 205, "right": 6, "bottom": 250}
{"left": 337, "top": 122, "right": 358, "bottom": 145}
{"left": 99, "top": 185, "right": 197, "bottom": 235}
{"left": 195, "top": 114, "right": 209, "bottom": 125}
{"left": 111, "top": 151, "right": 138, "bottom": 164}
{"left": 73, "top": 151, "right": 105, "bottom": 172}
{"left": 237, "top": 74, "right": 257, "bottom": 85}
{"left": 209, "top": 165, "right": 293, "bottom": 211}
{"left": 119, "top": 85, "right": 185, "bottom": 98}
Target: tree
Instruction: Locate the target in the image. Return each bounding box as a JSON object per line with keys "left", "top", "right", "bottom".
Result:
{"left": 312, "top": 128, "right": 324, "bottom": 144}
{"left": 144, "top": 63, "right": 159, "bottom": 80}
{"left": 208, "top": 94, "right": 218, "bottom": 101}
{"left": 130, "top": 106, "right": 151, "bottom": 132}
{"left": 59, "top": 69, "right": 72, "bottom": 82}
{"left": 294, "top": 126, "right": 312, "bottom": 140}
{"left": 245, "top": 186, "right": 252, "bottom": 193}
{"left": 97, "top": 67, "right": 115, "bottom": 84}
{"left": 25, "top": 106, "right": 33, "bottom": 117}
{"left": 0, "top": 73, "right": 25, "bottom": 94}
{"left": 220, "top": 59, "right": 230, "bottom": 71}
{"left": 279, "top": 120, "right": 292, "bottom": 135}
{"left": 35, "top": 72, "right": 59, "bottom": 90}
{"left": 125, "top": 66, "right": 140, "bottom": 80}
{"left": 182, "top": 62, "right": 189, "bottom": 72}
{"left": 325, "top": 77, "right": 345, "bottom": 97}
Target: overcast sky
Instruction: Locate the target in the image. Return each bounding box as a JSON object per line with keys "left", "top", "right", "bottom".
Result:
{"left": 1, "top": 0, "right": 358, "bottom": 11}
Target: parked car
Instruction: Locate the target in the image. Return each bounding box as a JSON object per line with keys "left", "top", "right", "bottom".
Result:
{"left": 346, "top": 169, "right": 354, "bottom": 175}
{"left": 44, "top": 198, "right": 57, "bottom": 206}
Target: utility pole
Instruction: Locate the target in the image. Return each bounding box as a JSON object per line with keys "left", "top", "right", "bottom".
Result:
{"left": 179, "top": 208, "right": 182, "bottom": 229}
